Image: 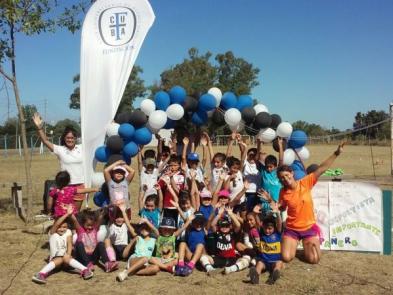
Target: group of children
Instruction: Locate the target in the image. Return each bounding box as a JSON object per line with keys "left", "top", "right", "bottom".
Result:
{"left": 33, "top": 131, "right": 299, "bottom": 286}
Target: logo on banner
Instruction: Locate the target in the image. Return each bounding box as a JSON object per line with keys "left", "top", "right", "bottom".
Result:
{"left": 99, "top": 7, "right": 136, "bottom": 46}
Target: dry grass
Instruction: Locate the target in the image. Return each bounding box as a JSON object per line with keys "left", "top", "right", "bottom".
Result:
{"left": 0, "top": 144, "right": 392, "bottom": 295}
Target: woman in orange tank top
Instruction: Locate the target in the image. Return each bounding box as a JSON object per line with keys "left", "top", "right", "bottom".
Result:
{"left": 277, "top": 143, "right": 344, "bottom": 264}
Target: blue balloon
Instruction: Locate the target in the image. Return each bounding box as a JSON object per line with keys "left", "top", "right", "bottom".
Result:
{"left": 236, "top": 95, "right": 253, "bottom": 111}
{"left": 220, "top": 92, "right": 237, "bottom": 110}
{"left": 198, "top": 93, "right": 216, "bottom": 111}
{"left": 169, "top": 86, "right": 186, "bottom": 104}
{"left": 93, "top": 192, "right": 110, "bottom": 207}
{"left": 133, "top": 127, "right": 152, "bottom": 145}
{"left": 95, "top": 146, "right": 111, "bottom": 162}
{"left": 164, "top": 118, "right": 176, "bottom": 129}
{"left": 122, "top": 151, "right": 132, "bottom": 165}
{"left": 191, "top": 111, "right": 208, "bottom": 126}
{"left": 154, "top": 91, "right": 171, "bottom": 111}
{"left": 291, "top": 160, "right": 306, "bottom": 180}
{"left": 118, "top": 123, "right": 135, "bottom": 141}
{"left": 123, "top": 141, "right": 138, "bottom": 158}
{"left": 288, "top": 130, "right": 308, "bottom": 149}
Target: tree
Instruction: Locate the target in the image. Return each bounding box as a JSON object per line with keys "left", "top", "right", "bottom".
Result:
{"left": 69, "top": 65, "right": 147, "bottom": 114}
{"left": 150, "top": 47, "right": 217, "bottom": 96}
{"left": 352, "top": 110, "right": 389, "bottom": 140}
{"left": 53, "top": 118, "right": 80, "bottom": 138}
{"left": 0, "top": 0, "right": 90, "bottom": 222}
{"left": 215, "top": 51, "right": 260, "bottom": 95}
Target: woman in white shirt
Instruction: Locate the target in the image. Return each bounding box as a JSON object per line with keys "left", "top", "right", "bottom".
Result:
{"left": 33, "top": 112, "right": 85, "bottom": 210}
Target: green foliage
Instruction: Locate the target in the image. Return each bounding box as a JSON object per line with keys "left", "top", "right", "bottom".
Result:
{"left": 0, "top": 0, "right": 90, "bottom": 63}
{"left": 69, "top": 66, "right": 147, "bottom": 114}
{"left": 215, "top": 51, "right": 260, "bottom": 95}
{"left": 53, "top": 118, "right": 80, "bottom": 138}
{"left": 353, "top": 110, "right": 389, "bottom": 140}
{"left": 292, "top": 120, "right": 338, "bottom": 137}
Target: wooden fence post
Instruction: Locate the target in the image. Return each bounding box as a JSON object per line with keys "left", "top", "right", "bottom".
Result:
{"left": 11, "top": 182, "right": 26, "bottom": 222}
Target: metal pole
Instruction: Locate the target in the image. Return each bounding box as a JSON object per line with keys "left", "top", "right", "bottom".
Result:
{"left": 390, "top": 103, "right": 393, "bottom": 175}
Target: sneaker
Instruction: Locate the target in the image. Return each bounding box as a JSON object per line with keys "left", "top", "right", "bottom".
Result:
{"left": 181, "top": 264, "right": 193, "bottom": 277}
{"left": 32, "top": 272, "right": 47, "bottom": 284}
{"left": 105, "top": 261, "right": 119, "bottom": 273}
{"left": 87, "top": 262, "right": 95, "bottom": 272}
{"left": 266, "top": 269, "right": 280, "bottom": 285}
{"left": 206, "top": 267, "right": 219, "bottom": 276}
{"left": 248, "top": 266, "right": 259, "bottom": 285}
{"left": 116, "top": 270, "right": 129, "bottom": 282}
{"left": 81, "top": 269, "right": 93, "bottom": 280}
{"left": 174, "top": 265, "right": 184, "bottom": 276}
{"left": 250, "top": 258, "right": 257, "bottom": 266}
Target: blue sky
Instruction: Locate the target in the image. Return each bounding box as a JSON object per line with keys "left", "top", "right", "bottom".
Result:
{"left": 1, "top": 0, "right": 392, "bottom": 130}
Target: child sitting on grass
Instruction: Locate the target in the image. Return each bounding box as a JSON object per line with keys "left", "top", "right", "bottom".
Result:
{"left": 32, "top": 205, "right": 93, "bottom": 284}
{"left": 116, "top": 218, "right": 157, "bottom": 281}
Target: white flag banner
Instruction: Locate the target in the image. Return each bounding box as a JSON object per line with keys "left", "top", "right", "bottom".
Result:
{"left": 80, "top": 0, "right": 155, "bottom": 186}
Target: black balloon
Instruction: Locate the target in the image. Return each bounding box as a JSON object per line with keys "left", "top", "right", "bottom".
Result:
{"left": 241, "top": 107, "right": 256, "bottom": 124}
{"left": 245, "top": 123, "right": 259, "bottom": 136}
{"left": 129, "top": 110, "right": 147, "bottom": 127}
{"left": 212, "top": 110, "right": 225, "bottom": 125}
{"left": 106, "top": 135, "right": 124, "bottom": 153}
{"left": 183, "top": 95, "right": 199, "bottom": 112}
{"left": 106, "top": 154, "right": 123, "bottom": 166}
{"left": 270, "top": 114, "right": 282, "bottom": 129}
{"left": 115, "top": 112, "right": 132, "bottom": 124}
{"left": 254, "top": 112, "right": 271, "bottom": 129}
{"left": 306, "top": 164, "right": 319, "bottom": 174}
{"left": 272, "top": 137, "right": 287, "bottom": 152}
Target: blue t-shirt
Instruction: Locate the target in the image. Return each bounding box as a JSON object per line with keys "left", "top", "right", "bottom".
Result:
{"left": 186, "top": 228, "right": 206, "bottom": 252}
{"left": 260, "top": 166, "right": 281, "bottom": 202}
{"left": 139, "top": 208, "right": 161, "bottom": 229}
{"left": 257, "top": 232, "right": 281, "bottom": 263}
{"left": 200, "top": 204, "right": 214, "bottom": 221}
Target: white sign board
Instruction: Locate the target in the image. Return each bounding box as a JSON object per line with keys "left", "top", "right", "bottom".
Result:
{"left": 312, "top": 181, "right": 383, "bottom": 252}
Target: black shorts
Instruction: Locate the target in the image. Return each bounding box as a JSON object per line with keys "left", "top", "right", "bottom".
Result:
{"left": 114, "top": 244, "right": 127, "bottom": 260}
{"left": 212, "top": 256, "right": 237, "bottom": 268}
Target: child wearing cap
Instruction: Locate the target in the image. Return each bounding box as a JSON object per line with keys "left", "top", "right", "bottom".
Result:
{"left": 248, "top": 202, "right": 283, "bottom": 285}
{"left": 175, "top": 211, "right": 207, "bottom": 276}
{"left": 200, "top": 206, "right": 250, "bottom": 275}
{"left": 181, "top": 137, "right": 206, "bottom": 187}
{"left": 144, "top": 216, "right": 194, "bottom": 275}
{"left": 104, "top": 160, "right": 135, "bottom": 217}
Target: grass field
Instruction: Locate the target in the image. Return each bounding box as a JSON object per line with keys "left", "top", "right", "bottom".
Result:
{"left": 0, "top": 144, "right": 392, "bottom": 295}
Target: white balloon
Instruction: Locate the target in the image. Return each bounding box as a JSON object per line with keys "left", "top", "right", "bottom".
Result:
{"left": 146, "top": 122, "right": 160, "bottom": 134}
{"left": 224, "top": 108, "right": 242, "bottom": 126}
{"left": 148, "top": 110, "right": 167, "bottom": 129}
{"left": 283, "top": 149, "right": 296, "bottom": 165}
{"left": 208, "top": 87, "right": 222, "bottom": 107}
{"left": 140, "top": 99, "right": 156, "bottom": 116}
{"left": 91, "top": 172, "right": 105, "bottom": 187}
{"left": 254, "top": 103, "right": 269, "bottom": 114}
{"left": 106, "top": 122, "right": 120, "bottom": 137}
{"left": 166, "top": 104, "right": 184, "bottom": 120}
{"left": 276, "top": 122, "right": 293, "bottom": 138}
{"left": 296, "top": 146, "right": 310, "bottom": 161}
{"left": 258, "top": 128, "right": 276, "bottom": 143}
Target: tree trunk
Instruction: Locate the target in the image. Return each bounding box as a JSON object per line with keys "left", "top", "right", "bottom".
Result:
{"left": 12, "top": 79, "right": 33, "bottom": 223}
{"left": 9, "top": 22, "right": 32, "bottom": 223}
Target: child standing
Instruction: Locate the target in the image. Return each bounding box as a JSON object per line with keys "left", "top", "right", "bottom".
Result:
{"left": 104, "top": 160, "right": 135, "bottom": 212}
{"left": 249, "top": 202, "right": 283, "bottom": 285}
{"left": 138, "top": 185, "right": 162, "bottom": 230}
{"left": 48, "top": 171, "right": 98, "bottom": 217}
{"left": 32, "top": 206, "right": 93, "bottom": 284}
